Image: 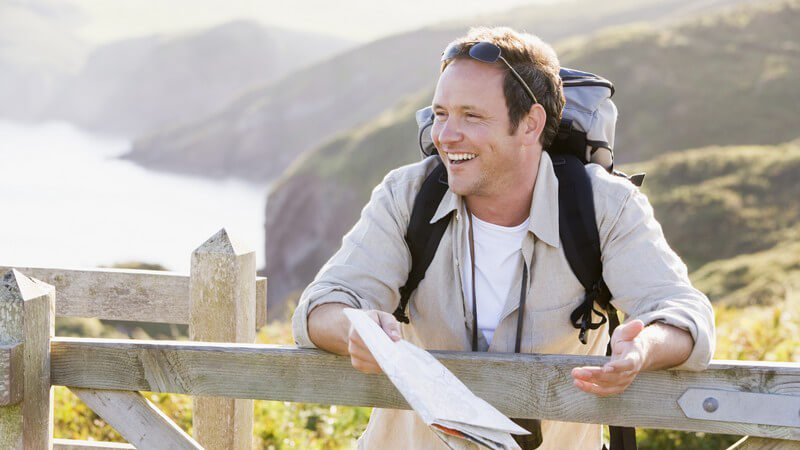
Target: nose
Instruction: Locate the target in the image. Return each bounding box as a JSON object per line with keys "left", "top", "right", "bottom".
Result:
{"left": 432, "top": 116, "right": 462, "bottom": 150}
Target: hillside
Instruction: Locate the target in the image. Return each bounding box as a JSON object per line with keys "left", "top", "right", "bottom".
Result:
{"left": 33, "top": 21, "right": 352, "bottom": 136}
{"left": 558, "top": 0, "right": 800, "bottom": 162}
{"left": 262, "top": 0, "right": 800, "bottom": 312}
{"left": 629, "top": 142, "right": 800, "bottom": 270}
{"left": 631, "top": 143, "right": 800, "bottom": 307}
{"left": 124, "top": 0, "right": 752, "bottom": 181}
{"left": 692, "top": 241, "right": 800, "bottom": 307}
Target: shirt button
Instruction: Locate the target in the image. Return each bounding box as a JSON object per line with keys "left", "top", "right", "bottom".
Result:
{"left": 456, "top": 212, "right": 461, "bottom": 221}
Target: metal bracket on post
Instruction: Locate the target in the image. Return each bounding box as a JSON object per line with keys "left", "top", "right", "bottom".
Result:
{"left": 679, "top": 388, "right": 800, "bottom": 428}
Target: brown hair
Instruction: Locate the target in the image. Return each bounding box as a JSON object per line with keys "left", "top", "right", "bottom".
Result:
{"left": 441, "top": 27, "right": 564, "bottom": 147}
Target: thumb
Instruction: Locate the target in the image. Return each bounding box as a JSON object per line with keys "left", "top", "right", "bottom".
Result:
{"left": 378, "top": 312, "right": 402, "bottom": 342}
{"left": 616, "top": 319, "right": 645, "bottom": 342}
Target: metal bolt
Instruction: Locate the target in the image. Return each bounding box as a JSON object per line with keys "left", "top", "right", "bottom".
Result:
{"left": 703, "top": 397, "right": 719, "bottom": 413}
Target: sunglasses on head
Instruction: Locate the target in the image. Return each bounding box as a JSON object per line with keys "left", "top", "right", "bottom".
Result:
{"left": 441, "top": 41, "right": 539, "bottom": 105}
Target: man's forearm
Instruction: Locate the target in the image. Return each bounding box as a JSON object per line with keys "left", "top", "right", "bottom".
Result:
{"left": 640, "top": 322, "right": 694, "bottom": 370}
{"left": 307, "top": 302, "right": 352, "bottom": 355}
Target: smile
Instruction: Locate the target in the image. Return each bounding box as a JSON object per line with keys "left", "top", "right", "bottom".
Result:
{"left": 447, "top": 153, "right": 477, "bottom": 164}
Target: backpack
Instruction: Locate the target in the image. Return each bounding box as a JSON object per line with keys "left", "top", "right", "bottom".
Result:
{"left": 396, "top": 68, "right": 643, "bottom": 450}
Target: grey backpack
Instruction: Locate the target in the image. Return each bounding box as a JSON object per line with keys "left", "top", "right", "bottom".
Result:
{"left": 414, "top": 68, "right": 641, "bottom": 181}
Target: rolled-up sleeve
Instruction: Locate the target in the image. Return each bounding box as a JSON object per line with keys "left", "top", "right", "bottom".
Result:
{"left": 291, "top": 170, "right": 413, "bottom": 348}
{"left": 600, "top": 187, "right": 715, "bottom": 371}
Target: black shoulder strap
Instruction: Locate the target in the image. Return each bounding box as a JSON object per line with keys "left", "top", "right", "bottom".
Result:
{"left": 551, "top": 154, "right": 612, "bottom": 342}
{"left": 393, "top": 157, "right": 452, "bottom": 323}
{"left": 552, "top": 153, "right": 637, "bottom": 450}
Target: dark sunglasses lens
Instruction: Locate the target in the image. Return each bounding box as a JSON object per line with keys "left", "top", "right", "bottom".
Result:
{"left": 441, "top": 43, "right": 462, "bottom": 61}
{"left": 468, "top": 42, "right": 501, "bottom": 63}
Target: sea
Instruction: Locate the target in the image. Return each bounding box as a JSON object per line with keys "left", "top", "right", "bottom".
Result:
{"left": 0, "top": 120, "right": 268, "bottom": 273}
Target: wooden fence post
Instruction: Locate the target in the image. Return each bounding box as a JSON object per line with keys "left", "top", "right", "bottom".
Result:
{"left": 0, "top": 269, "right": 55, "bottom": 449}
{"left": 189, "top": 229, "right": 256, "bottom": 449}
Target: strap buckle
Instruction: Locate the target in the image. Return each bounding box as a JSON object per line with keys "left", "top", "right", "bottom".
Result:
{"left": 572, "top": 281, "right": 609, "bottom": 345}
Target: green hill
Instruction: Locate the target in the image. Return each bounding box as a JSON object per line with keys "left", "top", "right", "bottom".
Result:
{"left": 559, "top": 0, "right": 800, "bottom": 163}
{"left": 264, "top": 0, "right": 800, "bottom": 311}
{"left": 630, "top": 141, "right": 800, "bottom": 269}
{"left": 627, "top": 141, "right": 800, "bottom": 307}
{"left": 692, "top": 241, "right": 800, "bottom": 307}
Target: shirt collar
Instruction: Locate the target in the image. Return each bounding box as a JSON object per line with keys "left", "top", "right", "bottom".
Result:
{"left": 430, "top": 170, "right": 459, "bottom": 224}
{"left": 429, "top": 152, "right": 561, "bottom": 248}
{"left": 528, "top": 151, "right": 560, "bottom": 248}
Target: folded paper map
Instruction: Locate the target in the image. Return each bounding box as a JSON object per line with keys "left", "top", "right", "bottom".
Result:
{"left": 343, "top": 308, "right": 529, "bottom": 450}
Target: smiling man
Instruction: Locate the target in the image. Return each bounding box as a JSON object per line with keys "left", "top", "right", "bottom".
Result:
{"left": 292, "top": 27, "right": 715, "bottom": 450}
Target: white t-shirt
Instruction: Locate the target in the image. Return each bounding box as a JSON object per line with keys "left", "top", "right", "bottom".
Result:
{"left": 460, "top": 214, "right": 529, "bottom": 346}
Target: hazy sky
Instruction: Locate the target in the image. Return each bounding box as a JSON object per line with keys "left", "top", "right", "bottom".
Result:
{"left": 67, "top": 0, "right": 554, "bottom": 44}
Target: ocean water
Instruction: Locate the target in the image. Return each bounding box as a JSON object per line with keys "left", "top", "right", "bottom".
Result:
{"left": 0, "top": 120, "right": 268, "bottom": 273}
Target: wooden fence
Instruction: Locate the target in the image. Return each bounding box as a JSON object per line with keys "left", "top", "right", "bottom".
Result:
{"left": 1, "top": 228, "right": 799, "bottom": 449}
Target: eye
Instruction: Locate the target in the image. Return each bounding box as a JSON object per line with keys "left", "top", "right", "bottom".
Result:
{"left": 465, "top": 112, "right": 481, "bottom": 120}
{"left": 433, "top": 111, "right": 448, "bottom": 121}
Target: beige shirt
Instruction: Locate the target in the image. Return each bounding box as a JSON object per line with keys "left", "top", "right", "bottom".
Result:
{"left": 292, "top": 152, "right": 715, "bottom": 450}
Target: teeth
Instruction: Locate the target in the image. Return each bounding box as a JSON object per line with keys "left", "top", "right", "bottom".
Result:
{"left": 448, "top": 153, "right": 477, "bottom": 161}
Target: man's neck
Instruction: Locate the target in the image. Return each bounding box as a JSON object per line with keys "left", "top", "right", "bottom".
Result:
{"left": 465, "top": 187, "right": 535, "bottom": 227}
{"left": 465, "top": 159, "right": 539, "bottom": 227}
{"left": 464, "top": 146, "right": 542, "bottom": 227}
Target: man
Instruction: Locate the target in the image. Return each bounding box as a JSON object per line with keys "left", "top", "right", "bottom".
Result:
{"left": 292, "top": 27, "right": 715, "bottom": 449}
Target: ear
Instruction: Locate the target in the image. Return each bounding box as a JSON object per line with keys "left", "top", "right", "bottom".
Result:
{"left": 520, "top": 104, "right": 547, "bottom": 147}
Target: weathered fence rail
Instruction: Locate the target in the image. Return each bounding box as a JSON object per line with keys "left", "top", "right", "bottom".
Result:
{"left": 2, "top": 228, "right": 799, "bottom": 449}
{"left": 0, "top": 266, "right": 267, "bottom": 329}
{"left": 50, "top": 338, "right": 800, "bottom": 440}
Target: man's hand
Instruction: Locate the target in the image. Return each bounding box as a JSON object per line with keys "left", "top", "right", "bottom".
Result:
{"left": 348, "top": 310, "right": 402, "bottom": 374}
{"left": 571, "top": 319, "right": 646, "bottom": 396}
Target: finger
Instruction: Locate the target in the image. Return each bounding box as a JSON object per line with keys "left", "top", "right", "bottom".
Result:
{"left": 347, "top": 341, "right": 374, "bottom": 362}
{"left": 377, "top": 312, "right": 402, "bottom": 341}
{"left": 573, "top": 379, "right": 630, "bottom": 397}
{"left": 347, "top": 328, "right": 376, "bottom": 360}
{"left": 604, "top": 358, "right": 637, "bottom": 373}
{"left": 573, "top": 366, "right": 623, "bottom": 383}
{"left": 576, "top": 368, "right": 636, "bottom": 386}
{"left": 571, "top": 366, "right": 603, "bottom": 380}
{"left": 574, "top": 372, "right": 636, "bottom": 394}
{"left": 347, "top": 334, "right": 377, "bottom": 362}
{"left": 348, "top": 327, "right": 366, "bottom": 350}
{"left": 601, "top": 372, "right": 636, "bottom": 387}
{"left": 347, "top": 334, "right": 379, "bottom": 365}
{"left": 351, "top": 355, "right": 382, "bottom": 374}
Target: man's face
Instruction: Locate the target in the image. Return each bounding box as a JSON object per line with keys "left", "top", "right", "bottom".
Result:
{"left": 431, "top": 58, "right": 530, "bottom": 198}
